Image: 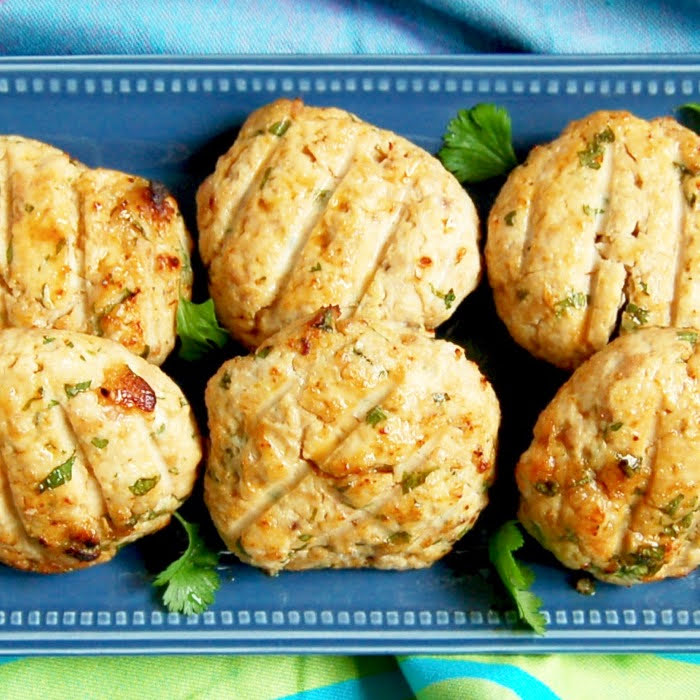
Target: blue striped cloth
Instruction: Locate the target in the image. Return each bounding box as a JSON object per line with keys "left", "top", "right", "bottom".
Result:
{"left": 0, "top": 1, "right": 698, "bottom": 55}
{"left": 0, "top": 2, "right": 699, "bottom": 698}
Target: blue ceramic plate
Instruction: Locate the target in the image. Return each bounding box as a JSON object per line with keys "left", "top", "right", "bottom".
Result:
{"left": 0, "top": 56, "right": 698, "bottom": 655}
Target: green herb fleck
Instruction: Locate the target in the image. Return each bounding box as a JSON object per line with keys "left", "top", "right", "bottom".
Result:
{"left": 147, "top": 509, "right": 169, "bottom": 521}
{"left": 315, "top": 189, "right": 331, "bottom": 203}
{"left": 534, "top": 480, "right": 560, "bottom": 497}
{"left": 663, "top": 515, "right": 693, "bottom": 538}
{"left": 309, "top": 262, "right": 322, "bottom": 272}
{"left": 603, "top": 421, "right": 624, "bottom": 436}
{"left": 153, "top": 512, "right": 221, "bottom": 615}
{"left": 582, "top": 203, "right": 605, "bottom": 216}
{"left": 662, "top": 494, "right": 684, "bottom": 517}
{"left": 578, "top": 126, "right": 615, "bottom": 169}
{"left": 6, "top": 242, "right": 12, "bottom": 265}
{"left": 677, "top": 330, "right": 698, "bottom": 344}
{"left": 488, "top": 520, "right": 546, "bottom": 635}
{"left": 366, "top": 405, "right": 388, "bottom": 427}
{"left": 504, "top": 210, "right": 517, "bottom": 226}
{"left": 98, "top": 288, "right": 135, "bottom": 319}
{"left": 268, "top": 119, "right": 291, "bottom": 137}
{"left": 129, "top": 476, "right": 160, "bottom": 496}
{"left": 387, "top": 531, "right": 411, "bottom": 545}
{"left": 255, "top": 346, "right": 272, "bottom": 359}
{"left": 298, "top": 534, "right": 312, "bottom": 542}
{"left": 640, "top": 281, "right": 649, "bottom": 294}
{"left": 24, "top": 203, "right": 34, "bottom": 213}
{"left": 47, "top": 399, "right": 59, "bottom": 408}
{"left": 563, "top": 528, "right": 579, "bottom": 543}
{"left": 37, "top": 452, "right": 76, "bottom": 493}
{"left": 516, "top": 288, "right": 529, "bottom": 301}
{"left": 259, "top": 166, "right": 272, "bottom": 189}
{"left": 438, "top": 103, "right": 517, "bottom": 183}
{"left": 613, "top": 545, "right": 665, "bottom": 580}
{"left": 621, "top": 302, "right": 649, "bottom": 331}
{"left": 570, "top": 474, "right": 592, "bottom": 488}
{"left": 554, "top": 291, "right": 588, "bottom": 318}
{"left": 429, "top": 284, "right": 457, "bottom": 310}
{"left": 64, "top": 380, "right": 91, "bottom": 398}
{"left": 401, "top": 470, "right": 432, "bottom": 494}
{"left": 55, "top": 238, "right": 66, "bottom": 256}
{"left": 91, "top": 437, "right": 109, "bottom": 449}
{"left": 312, "top": 307, "right": 336, "bottom": 332}
{"left": 43, "top": 336, "right": 55, "bottom": 344}
{"left": 176, "top": 296, "right": 229, "bottom": 361}
{"left": 178, "top": 242, "right": 193, "bottom": 288}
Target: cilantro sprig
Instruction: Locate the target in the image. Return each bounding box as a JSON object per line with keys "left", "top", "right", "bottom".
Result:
{"left": 176, "top": 296, "right": 229, "bottom": 361}
{"left": 153, "top": 512, "right": 221, "bottom": 615}
{"left": 438, "top": 103, "right": 517, "bottom": 182}
{"left": 488, "top": 520, "right": 546, "bottom": 635}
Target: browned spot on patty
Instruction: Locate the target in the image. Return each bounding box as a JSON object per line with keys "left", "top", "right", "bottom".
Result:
{"left": 155, "top": 254, "right": 181, "bottom": 271}
{"left": 99, "top": 363, "right": 156, "bottom": 412}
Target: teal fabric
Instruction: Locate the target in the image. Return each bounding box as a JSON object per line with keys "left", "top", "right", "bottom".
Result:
{"left": 0, "top": 1, "right": 698, "bottom": 55}
{"left": 0, "top": 1, "right": 699, "bottom": 698}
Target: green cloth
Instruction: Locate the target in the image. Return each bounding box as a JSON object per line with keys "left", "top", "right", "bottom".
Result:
{"left": 0, "top": 653, "right": 698, "bottom": 698}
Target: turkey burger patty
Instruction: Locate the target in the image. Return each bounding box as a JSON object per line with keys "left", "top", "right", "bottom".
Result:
{"left": 0, "top": 135, "right": 193, "bottom": 365}
{"left": 0, "top": 328, "right": 202, "bottom": 573}
{"left": 517, "top": 327, "right": 700, "bottom": 584}
{"left": 486, "top": 111, "right": 700, "bottom": 370}
{"left": 205, "top": 307, "right": 499, "bottom": 574}
{"left": 197, "top": 98, "right": 481, "bottom": 348}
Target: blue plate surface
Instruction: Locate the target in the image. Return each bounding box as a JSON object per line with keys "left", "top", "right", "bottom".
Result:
{"left": 0, "top": 55, "right": 698, "bottom": 655}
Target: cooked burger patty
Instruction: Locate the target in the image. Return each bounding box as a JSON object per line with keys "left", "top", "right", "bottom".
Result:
{"left": 0, "top": 135, "right": 193, "bottom": 364}
{"left": 197, "top": 99, "right": 481, "bottom": 347}
{"left": 0, "top": 328, "right": 202, "bottom": 573}
{"left": 517, "top": 327, "right": 700, "bottom": 584}
{"left": 204, "top": 307, "right": 499, "bottom": 574}
{"left": 486, "top": 111, "right": 700, "bottom": 370}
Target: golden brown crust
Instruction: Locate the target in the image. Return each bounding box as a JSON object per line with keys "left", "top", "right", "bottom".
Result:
{"left": 197, "top": 98, "right": 481, "bottom": 347}
{"left": 486, "top": 110, "right": 700, "bottom": 369}
{"left": 0, "top": 136, "right": 193, "bottom": 364}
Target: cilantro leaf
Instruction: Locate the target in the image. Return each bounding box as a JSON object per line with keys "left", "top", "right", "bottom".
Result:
{"left": 37, "top": 452, "right": 76, "bottom": 493}
{"left": 488, "top": 520, "right": 546, "bottom": 635}
{"left": 438, "top": 103, "right": 517, "bottom": 183}
{"left": 176, "top": 297, "right": 229, "bottom": 361}
{"left": 153, "top": 512, "right": 221, "bottom": 615}
{"left": 365, "top": 405, "right": 388, "bottom": 427}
